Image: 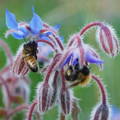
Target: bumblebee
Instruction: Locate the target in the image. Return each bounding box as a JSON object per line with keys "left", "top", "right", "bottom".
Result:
{"left": 65, "top": 63, "right": 91, "bottom": 87}
{"left": 22, "top": 41, "right": 38, "bottom": 72}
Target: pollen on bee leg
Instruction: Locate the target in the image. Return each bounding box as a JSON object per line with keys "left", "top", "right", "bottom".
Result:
{"left": 79, "top": 74, "right": 91, "bottom": 87}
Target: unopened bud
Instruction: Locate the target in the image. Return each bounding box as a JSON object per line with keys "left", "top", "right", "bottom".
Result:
{"left": 97, "top": 24, "right": 119, "bottom": 57}
{"left": 91, "top": 103, "right": 110, "bottom": 120}
{"left": 59, "top": 88, "right": 72, "bottom": 115}
{"left": 37, "top": 82, "right": 54, "bottom": 113}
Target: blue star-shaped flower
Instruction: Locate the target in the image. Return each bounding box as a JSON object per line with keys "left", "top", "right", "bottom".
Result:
{"left": 5, "top": 9, "right": 43, "bottom": 40}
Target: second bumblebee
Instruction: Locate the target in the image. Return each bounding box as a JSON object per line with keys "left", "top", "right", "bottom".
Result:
{"left": 65, "top": 62, "right": 91, "bottom": 87}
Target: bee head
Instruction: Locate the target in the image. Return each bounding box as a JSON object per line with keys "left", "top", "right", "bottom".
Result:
{"left": 65, "top": 65, "right": 79, "bottom": 81}
{"left": 24, "top": 41, "right": 38, "bottom": 53}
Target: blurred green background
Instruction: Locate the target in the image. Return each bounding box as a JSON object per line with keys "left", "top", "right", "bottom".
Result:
{"left": 0, "top": 0, "right": 120, "bottom": 120}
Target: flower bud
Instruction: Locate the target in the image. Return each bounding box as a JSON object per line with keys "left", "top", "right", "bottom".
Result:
{"left": 91, "top": 103, "right": 110, "bottom": 120}
{"left": 97, "top": 24, "right": 119, "bottom": 57}
{"left": 59, "top": 88, "right": 72, "bottom": 115}
{"left": 49, "top": 71, "right": 59, "bottom": 107}
{"left": 37, "top": 82, "right": 54, "bottom": 113}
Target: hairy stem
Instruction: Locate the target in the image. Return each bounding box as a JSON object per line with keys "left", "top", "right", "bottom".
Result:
{"left": 61, "top": 69, "right": 66, "bottom": 90}
{"left": 7, "top": 104, "right": 28, "bottom": 118}
{"left": 0, "top": 76, "right": 11, "bottom": 103}
{"left": 43, "top": 23, "right": 64, "bottom": 51}
{"left": 0, "top": 65, "right": 10, "bottom": 76}
{"left": 44, "top": 53, "right": 61, "bottom": 83}
{"left": 80, "top": 22, "right": 103, "bottom": 36}
{"left": 27, "top": 101, "right": 37, "bottom": 120}
{"left": 92, "top": 75, "right": 107, "bottom": 105}
{"left": 0, "top": 39, "right": 13, "bottom": 65}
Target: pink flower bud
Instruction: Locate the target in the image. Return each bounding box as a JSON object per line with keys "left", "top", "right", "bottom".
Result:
{"left": 91, "top": 103, "right": 110, "bottom": 120}
{"left": 37, "top": 82, "right": 54, "bottom": 113}
{"left": 49, "top": 71, "right": 59, "bottom": 107}
{"left": 59, "top": 89, "right": 72, "bottom": 115}
{"left": 97, "top": 24, "right": 120, "bottom": 57}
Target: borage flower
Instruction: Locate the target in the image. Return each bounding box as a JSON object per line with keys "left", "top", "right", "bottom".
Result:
{"left": 57, "top": 36, "right": 103, "bottom": 87}
{"left": 5, "top": 9, "right": 62, "bottom": 42}
{"left": 5, "top": 10, "right": 64, "bottom": 75}
{"left": 5, "top": 9, "right": 48, "bottom": 40}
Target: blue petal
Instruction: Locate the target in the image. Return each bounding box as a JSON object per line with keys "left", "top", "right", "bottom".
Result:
{"left": 54, "top": 24, "right": 61, "bottom": 30}
{"left": 61, "top": 53, "right": 73, "bottom": 67}
{"left": 43, "top": 31, "right": 52, "bottom": 36}
{"left": 12, "top": 31, "right": 26, "bottom": 39}
{"left": 30, "top": 12, "right": 43, "bottom": 33}
{"left": 72, "top": 58, "right": 79, "bottom": 66}
{"left": 86, "top": 52, "right": 104, "bottom": 64}
{"left": 39, "top": 35, "right": 50, "bottom": 41}
{"left": 6, "top": 9, "right": 18, "bottom": 29}
{"left": 19, "top": 27, "right": 28, "bottom": 36}
{"left": 32, "top": 6, "right": 35, "bottom": 13}
{"left": 39, "top": 32, "right": 52, "bottom": 40}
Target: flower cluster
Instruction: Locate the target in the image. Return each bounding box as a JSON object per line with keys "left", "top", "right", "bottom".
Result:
{"left": 0, "top": 9, "right": 120, "bottom": 120}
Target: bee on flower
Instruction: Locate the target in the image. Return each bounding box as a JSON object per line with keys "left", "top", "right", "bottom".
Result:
{"left": 5, "top": 9, "right": 62, "bottom": 75}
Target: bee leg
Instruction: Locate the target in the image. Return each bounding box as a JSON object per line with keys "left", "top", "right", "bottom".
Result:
{"left": 71, "top": 100, "right": 80, "bottom": 120}
{"left": 68, "top": 81, "right": 81, "bottom": 88}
